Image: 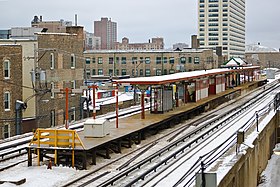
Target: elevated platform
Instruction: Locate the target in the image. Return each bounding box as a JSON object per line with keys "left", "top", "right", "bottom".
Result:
{"left": 27, "top": 79, "right": 266, "bottom": 169}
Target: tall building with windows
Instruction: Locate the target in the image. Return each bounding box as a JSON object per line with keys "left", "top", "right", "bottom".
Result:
{"left": 94, "top": 17, "right": 117, "bottom": 50}
{"left": 198, "top": 0, "right": 245, "bottom": 59}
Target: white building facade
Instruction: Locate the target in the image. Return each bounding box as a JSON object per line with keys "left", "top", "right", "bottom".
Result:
{"left": 198, "top": 0, "right": 245, "bottom": 59}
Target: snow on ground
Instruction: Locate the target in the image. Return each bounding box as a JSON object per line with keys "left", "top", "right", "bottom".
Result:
{"left": 258, "top": 150, "right": 280, "bottom": 187}
{"left": 0, "top": 162, "right": 87, "bottom": 187}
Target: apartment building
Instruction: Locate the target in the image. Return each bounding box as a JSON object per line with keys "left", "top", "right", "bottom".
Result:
{"left": 94, "top": 17, "right": 117, "bottom": 50}
{"left": 84, "top": 49, "right": 217, "bottom": 78}
{"left": 0, "top": 26, "right": 85, "bottom": 134}
{"left": 0, "top": 44, "right": 22, "bottom": 139}
{"left": 35, "top": 26, "right": 85, "bottom": 129}
{"left": 198, "top": 0, "right": 245, "bottom": 58}
{"left": 115, "top": 37, "right": 164, "bottom": 50}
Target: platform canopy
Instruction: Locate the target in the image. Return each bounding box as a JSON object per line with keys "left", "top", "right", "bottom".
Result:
{"left": 223, "top": 57, "right": 248, "bottom": 67}
{"left": 114, "top": 66, "right": 260, "bottom": 86}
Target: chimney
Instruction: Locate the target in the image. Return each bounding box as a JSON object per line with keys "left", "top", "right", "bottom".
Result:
{"left": 191, "top": 35, "right": 199, "bottom": 49}
{"left": 75, "top": 14, "right": 77, "bottom": 26}
{"left": 40, "top": 16, "right": 42, "bottom": 22}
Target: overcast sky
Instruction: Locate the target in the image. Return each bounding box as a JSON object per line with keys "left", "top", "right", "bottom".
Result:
{"left": 0, "top": 0, "right": 279, "bottom": 49}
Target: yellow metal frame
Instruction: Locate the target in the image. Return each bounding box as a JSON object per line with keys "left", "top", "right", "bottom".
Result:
{"left": 29, "top": 129, "right": 85, "bottom": 167}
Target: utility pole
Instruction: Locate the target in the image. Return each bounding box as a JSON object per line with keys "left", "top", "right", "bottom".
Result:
{"left": 87, "top": 85, "right": 98, "bottom": 119}
{"left": 53, "top": 87, "right": 83, "bottom": 129}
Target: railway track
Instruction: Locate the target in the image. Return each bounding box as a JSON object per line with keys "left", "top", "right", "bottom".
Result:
{"left": 60, "top": 81, "right": 279, "bottom": 186}
{"left": 0, "top": 80, "right": 277, "bottom": 185}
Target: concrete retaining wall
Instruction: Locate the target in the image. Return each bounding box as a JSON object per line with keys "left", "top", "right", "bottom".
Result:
{"left": 218, "top": 112, "right": 278, "bottom": 187}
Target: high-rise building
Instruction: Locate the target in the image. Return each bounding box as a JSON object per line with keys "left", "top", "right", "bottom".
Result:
{"left": 94, "top": 17, "right": 117, "bottom": 50}
{"left": 198, "top": 0, "right": 245, "bottom": 59}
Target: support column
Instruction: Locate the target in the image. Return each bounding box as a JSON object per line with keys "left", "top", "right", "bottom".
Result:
{"left": 141, "top": 90, "right": 145, "bottom": 119}
{"left": 175, "top": 85, "right": 179, "bottom": 107}
{"left": 28, "top": 148, "right": 32, "bottom": 167}
{"left": 91, "top": 149, "right": 96, "bottom": 165}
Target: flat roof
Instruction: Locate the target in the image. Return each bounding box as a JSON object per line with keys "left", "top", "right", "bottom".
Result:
{"left": 115, "top": 66, "right": 260, "bottom": 85}
{"left": 84, "top": 48, "right": 212, "bottom": 54}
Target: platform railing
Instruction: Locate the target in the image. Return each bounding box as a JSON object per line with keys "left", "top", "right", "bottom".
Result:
{"left": 29, "top": 129, "right": 85, "bottom": 167}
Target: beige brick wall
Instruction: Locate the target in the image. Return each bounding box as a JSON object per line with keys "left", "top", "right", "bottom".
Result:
{"left": 84, "top": 49, "right": 218, "bottom": 78}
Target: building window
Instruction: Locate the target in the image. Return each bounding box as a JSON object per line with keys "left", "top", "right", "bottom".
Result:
{"left": 4, "top": 91, "right": 10, "bottom": 111}
{"left": 85, "top": 57, "right": 91, "bottom": 64}
{"left": 71, "top": 54, "right": 76, "bottom": 68}
{"left": 194, "top": 57, "right": 200, "bottom": 64}
{"left": 132, "top": 57, "right": 137, "bottom": 64}
{"left": 116, "top": 69, "right": 119, "bottom": 75}
{"left": 98, "top": 69, "right": 103, "bottom": 75}
{"left": 92, "top": 57, "right": 96, "bottom": 63}
{"left": 115, "top": 57, "right": 120, "bottom": 64}
{"left": 71, "top": 80, "right": 76, "bottom": 96}
{"left": 70, "top": 107, "right": 75, "bottom": 122}
{"left": 156, "top": 69, "right": 162, "bottom": 76}
{"left": 188, "top": 57, "right": 192, "bottom": 63}
{"left": 51, "top": 82, "right": 55, "bottom": 98}
{"left": 121, "top": 69, "right": 126, "bottom": 75}
{"left": 169, "top": 57, "right": 175, "bottom": 64}
{"left": 145, "top": 57, "right": 150, "bottom": 64}
{"left": 121, "top": 57, "right": 126, "bottom": 64}
{"left": 109, "top": 69, "right": 113, "bottom": 76}
{"left": 180, "top": 57, "right": 186, "bottom": 64}
{"left": 140, "top": 57, "right": 144, "bottom": 63}
{"left": 50, "top": 53, "right": 55, "bottom": 69}
{"left": 92, "top": 69, "right": 96, "bottom": 75}
{"left": 156, "top": 57, "right": 161, "bottom": 64}
{"left": 3, "top": 60, "right": 10, "bottom": 79}
{"left": 132, "top": 69, "right": 138, "bottom": 77}
{"left": 109, "top": 57, "right": 114, "bottom": 64}
{"left": 145, "top": 69, "right": 151, "bottom": 76}
{"left": 2, "top": 123, "right": 10, "bottom": 139}
{"left": 163, "top": 57, "right": 167, "bottom": 64}
{"left": 50, "top": 110, "right": 55, "bottom": 127}
{"left": 98, "top": 57, "right": 103, "bottom": 64}
{"left": 86, "top": 69, "right": 91, "bottom": 79}
{"left": 140, "top": 69, "right": 144, "bottom": 76}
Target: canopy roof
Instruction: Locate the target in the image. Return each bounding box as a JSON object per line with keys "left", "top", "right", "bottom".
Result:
{"left": 114, "top": 66, "right": 260, "bottom": 85}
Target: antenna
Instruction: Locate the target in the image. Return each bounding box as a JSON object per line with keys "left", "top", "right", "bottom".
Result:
{"left": 75, "top": 14, "right": 77, "bottom": 26}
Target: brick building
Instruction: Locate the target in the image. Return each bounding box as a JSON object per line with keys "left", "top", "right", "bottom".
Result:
{"left": 34, "top": 26, "right": 85, "bottom": 129}
{"left": 114, "top": 37, "right": 164, "bottom": 50}
{"left": 0, "top": 26, "right": 85, "bottom": 136}
{"left": 31, "top": 15, "right": 72, "bottom": 33}
{"left": 84, "top": 48, "right": 217, "bottom": 78}
{"left": 0, "top": 45, "right": 22, "bottom": 139}
{"left": 245, "top": 51, "right": 280, "bottom": 69}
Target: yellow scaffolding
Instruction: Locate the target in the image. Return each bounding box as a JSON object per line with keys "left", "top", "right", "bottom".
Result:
{"left": 29, "top": 129, "right": 85, "bottom": 167}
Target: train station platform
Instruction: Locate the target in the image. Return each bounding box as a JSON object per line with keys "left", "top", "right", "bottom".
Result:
{"left": 27, "top": 79, "right": 267, "bottom": 169}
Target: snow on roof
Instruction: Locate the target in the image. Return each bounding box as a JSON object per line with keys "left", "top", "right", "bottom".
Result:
{"left": 246, "top": 44, "right": 278, "bottom": 52}
{"left": 115, "top": 66, "right": 260, "bottom": 85}
{"left": 223, "top": 57, "right": 247, "bottom": 67}
{"left": 84, "top": 48, "right": 210, "bottom": 54}
{"left": 35, "top": 32, "right": 76, "bottom": 36}
{"left": 0, "top": 44, "right": 21, "bottom": 46}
